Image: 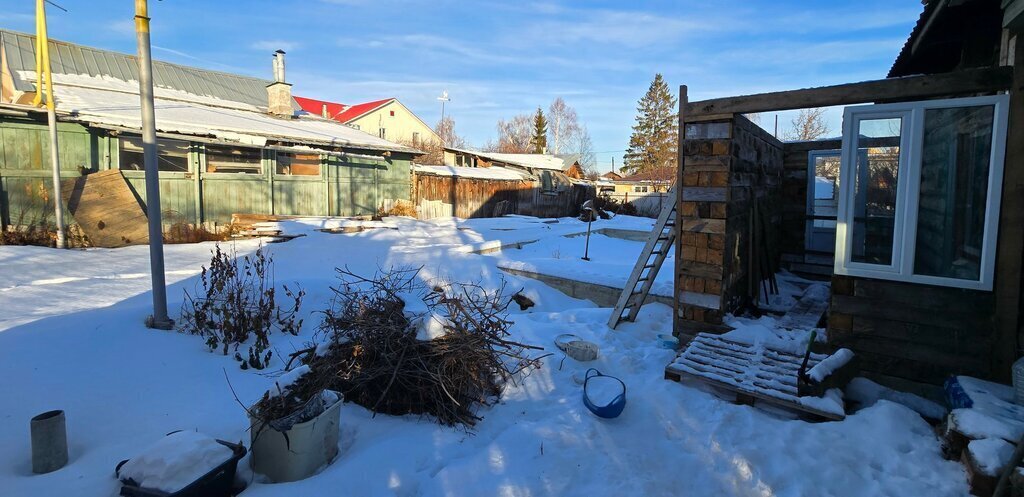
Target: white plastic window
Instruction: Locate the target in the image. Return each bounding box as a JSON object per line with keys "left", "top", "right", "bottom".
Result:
{"left": 835, "top": 95, "right": 1009, "bottom": 290}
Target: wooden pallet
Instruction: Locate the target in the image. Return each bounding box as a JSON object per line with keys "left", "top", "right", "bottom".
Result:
{"left": 665, "top": 333, "right": 846, "bottom": 421}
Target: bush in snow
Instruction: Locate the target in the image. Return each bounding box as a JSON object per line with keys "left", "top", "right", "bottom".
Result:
{"left": 285, "top": 266, "right": 543, "bottom": 427}
{"left": 180, "top": 244, "right": 304, "bottom": 370}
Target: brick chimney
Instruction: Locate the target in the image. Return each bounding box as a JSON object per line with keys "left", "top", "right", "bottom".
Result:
{"left": 266, "top": 50, "right": 293, "bottom": 117}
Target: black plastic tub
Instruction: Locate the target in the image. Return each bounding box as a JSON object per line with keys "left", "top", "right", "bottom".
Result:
{"left": 115, "top": 439, "right": 246, "bottom": 497}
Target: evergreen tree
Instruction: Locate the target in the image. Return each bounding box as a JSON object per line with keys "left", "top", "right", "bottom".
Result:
{"left": 623, "top": 74, "right": 678, "bottom": 173}
{"left": 530, "top": 107, "right": 548, "bottom": 154}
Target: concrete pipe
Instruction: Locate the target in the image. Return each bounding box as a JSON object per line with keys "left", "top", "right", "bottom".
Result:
{"left": 30, "top": 410, "right": 68, "bottom": 474}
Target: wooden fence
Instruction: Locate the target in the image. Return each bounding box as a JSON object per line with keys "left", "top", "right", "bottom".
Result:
{"left": 411, "top": 174, "right": 593, "bottom": 219}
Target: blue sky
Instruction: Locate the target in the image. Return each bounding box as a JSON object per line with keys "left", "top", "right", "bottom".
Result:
{"left": 3, "top": 1, "right": 922, "bottom": 170}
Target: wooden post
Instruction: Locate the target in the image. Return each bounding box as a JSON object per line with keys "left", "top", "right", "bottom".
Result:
{"left": 675, "top": 85, "right": 688, "bottom": 336}
{"left": 993, "top": 32, "right": 1024, "bottom": 380}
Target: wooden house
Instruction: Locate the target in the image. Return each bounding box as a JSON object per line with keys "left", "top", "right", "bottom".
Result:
{"left": 294, "top": 96, "right": 440, "bottom": 148}
{"left": 417, "top": 148, "right": 593, "bottom": 219}
{"left": 674, "top": 0, "right": 1024, "bottom": 395}
{"left": 0, "top": 29, "right": 420, "bottom": 232}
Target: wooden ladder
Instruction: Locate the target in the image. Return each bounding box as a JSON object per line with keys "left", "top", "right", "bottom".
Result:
{"left": 607, "top": 187, "right": 678, "bottom": 329}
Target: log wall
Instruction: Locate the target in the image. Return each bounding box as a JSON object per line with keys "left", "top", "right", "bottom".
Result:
{"left": 829, "top": 275, "right": 996, "bottom": 392}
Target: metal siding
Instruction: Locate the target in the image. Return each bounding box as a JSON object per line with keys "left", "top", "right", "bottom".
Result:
{"left": 0, "top": 29, "right": 273, "bottom": 107}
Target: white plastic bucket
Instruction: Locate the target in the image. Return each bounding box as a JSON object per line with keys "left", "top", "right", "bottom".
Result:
{"left": 250, "top": 396, "right": 342, "bottom": 483}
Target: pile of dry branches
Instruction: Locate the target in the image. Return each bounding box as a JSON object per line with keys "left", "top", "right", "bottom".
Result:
{"left": 273, "top": 267, "right": 544, "bottom": 427}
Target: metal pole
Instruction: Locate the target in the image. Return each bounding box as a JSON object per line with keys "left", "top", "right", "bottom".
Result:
{"left": 135, "top": 0, "right": 172, "bottom": 329}
{"left": 582, "top": 217, "right": 592, "bottom": 261}
{"left": 35, "top": 0, "right": 66, "bottom": 248}
{"left": 46, "top": 108, "right": 65, "bottom": 248}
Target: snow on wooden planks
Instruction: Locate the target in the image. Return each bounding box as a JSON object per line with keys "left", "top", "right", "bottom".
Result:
{"left": 61, "top": 170, "right": 149, "bottom": 248}
{"left": 777, "top": 283, "right": 830, "bottom": 330}
{"left": 665, "top": 332, "right": 846, "bottom": 421}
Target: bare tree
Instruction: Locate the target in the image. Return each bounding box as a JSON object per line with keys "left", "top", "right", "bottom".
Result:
{"left": 548, "top": 97, "right": 580, "bottom": 155}
{"left": 784, "top": 108, "right": 830, "bottom": 141}
{"left": 406, "top": 116, "right": 465, "bottom": 164}
{"left": 570, "top": 124, "right": 596, "bottom": 172}
{"left": 491, "top": 114, "right": 533, "bottom": 153}
{"left": 435, "top": 116, "right": 466, "bottom": 149}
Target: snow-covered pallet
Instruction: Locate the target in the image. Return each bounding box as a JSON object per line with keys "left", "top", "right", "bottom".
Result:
{"left": 665, "top": 333, "right": 847, "bottom": 421}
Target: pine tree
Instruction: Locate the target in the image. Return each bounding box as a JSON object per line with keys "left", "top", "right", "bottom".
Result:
{"left": 530, "top": 107, "right": 548, "bottom": 154}
{"left": 623, "top": 74, "right": 678, "bottom": 174}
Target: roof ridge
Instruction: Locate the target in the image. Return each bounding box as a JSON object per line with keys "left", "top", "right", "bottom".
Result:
{"left": 0, "top": 28, "right": 273, "bottom": 85}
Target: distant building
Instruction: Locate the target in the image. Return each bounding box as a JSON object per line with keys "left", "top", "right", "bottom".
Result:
{"left": 295, "top": 96, "right": 440, "bottom": 148}
{"left": 442, "top": 148, "right": 585, "bottom": 192}
{"left": 599, "top": 167, "right": 674, "bottom": 196}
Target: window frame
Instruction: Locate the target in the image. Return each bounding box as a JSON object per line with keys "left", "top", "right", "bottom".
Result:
{"left": 835, "top": 94, "right": 1010, "bottom": 291}
{"left": 117, "top": 135, "right": 192, "bottom": 175}
{"left": 273, "top": 151, "right": 324, "bottom": 179}
{"left": 203, "top": 144, "right": 265, "bottom": 176}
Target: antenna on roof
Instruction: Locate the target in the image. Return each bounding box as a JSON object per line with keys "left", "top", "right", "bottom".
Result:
{"left": 437, "top": 90, "right": 450, "bottom": 122}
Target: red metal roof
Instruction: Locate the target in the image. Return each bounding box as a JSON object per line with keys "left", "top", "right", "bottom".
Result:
{"left": 294, "top": 96, "right": 394, "bottom": 123}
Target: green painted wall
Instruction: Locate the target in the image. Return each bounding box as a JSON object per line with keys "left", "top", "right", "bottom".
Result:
{"left": 0, "top": 117, "right": 413, "bottom": 229}
{"left": 0, "top": 118, "right": 103, "bottom": 227}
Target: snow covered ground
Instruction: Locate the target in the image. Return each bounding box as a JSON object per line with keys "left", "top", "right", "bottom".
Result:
{"left": 0, "top": 215, "right": 969, "bottom": 496}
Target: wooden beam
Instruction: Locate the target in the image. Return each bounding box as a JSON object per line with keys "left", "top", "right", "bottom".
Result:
{"left": 993, "top": 33, "right": 1024, "bottom": 381}
{"left": 686, "top": 66, "right": 1014, "bottom": 116}
{"left": 675, "top": 84, "right": 688, "bottom": 336}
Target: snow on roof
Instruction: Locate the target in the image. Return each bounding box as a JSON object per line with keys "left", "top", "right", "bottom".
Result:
{"left": 413, "top": 164, "right": 529, "bottom": 181}
{"left": 446, "top": 148, "right": 569, "bottom": 171}
{"left": 31, "top": 72, "right": 418, "bottom": 153}
{"left": 618, "top": 167, "right": 675, "bottom": 183}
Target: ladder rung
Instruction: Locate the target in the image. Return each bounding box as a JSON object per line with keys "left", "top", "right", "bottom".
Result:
{"left": 643, "top": 264, "right": 656, "bottom": 269}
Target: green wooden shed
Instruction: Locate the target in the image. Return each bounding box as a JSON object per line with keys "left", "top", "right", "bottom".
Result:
{"left": 0, "top": 29, "right": 420, "bottom": 230}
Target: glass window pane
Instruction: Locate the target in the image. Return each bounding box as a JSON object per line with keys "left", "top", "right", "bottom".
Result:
{"left": 276, "top": 153, "right": 321, "bottom": 176}
{"left": 812, "top": 154, "right": 840, "bottom": 228}
{"left": 851, "top": 117, "right": 902, "bottom": 265}
{"left": 119, "top": 136, "right": 189, "bottom": 172}
{"left": 913, "top": 105, "right": 994, "bottom": 281}
{"left": 206, "top": 145, "right": 262, "bottom": 174}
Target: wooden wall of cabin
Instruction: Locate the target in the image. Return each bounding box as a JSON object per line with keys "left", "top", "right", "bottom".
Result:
{"left": 779, "top": 139, "right": 842, "bottom": 277}
{"left": 675, "top": 114, "right": 783, "bottom": 337}
{"left": 0, "top": 116, "right": 415, "bottom": 230}
{"left": 829, "top": 275, "right": 996, "bottom": 393}
{"left": 0, "top": 116, "right": 103, "bottom": 229}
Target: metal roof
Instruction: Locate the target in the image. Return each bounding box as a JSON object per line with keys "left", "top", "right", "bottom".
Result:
{"left": 1, "top": 28, "right": 276, "bottom": 108}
